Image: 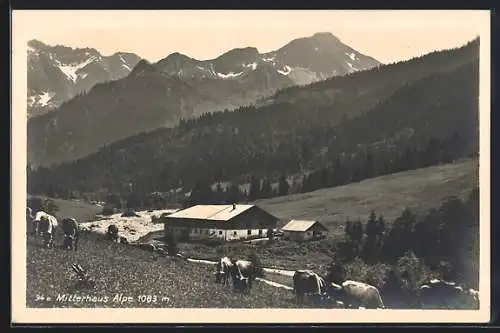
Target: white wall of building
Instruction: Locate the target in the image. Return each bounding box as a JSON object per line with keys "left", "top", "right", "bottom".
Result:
{"left": 165, "top": 225, "right": 272, "bottom": 242}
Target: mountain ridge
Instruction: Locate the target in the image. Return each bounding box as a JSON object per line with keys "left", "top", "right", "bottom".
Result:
{"left": 27, "top": 39, "right": 143, "bottom": 118}
{"left": 28, "top": 39, "right": 479, "bottom": 200}
{"left": 28, "top": 32, "right": 382, "bottom": 167}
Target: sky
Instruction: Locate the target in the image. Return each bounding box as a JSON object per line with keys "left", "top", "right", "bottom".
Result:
{"left": 13, "top": 10, "right": 488, "bottom": 64}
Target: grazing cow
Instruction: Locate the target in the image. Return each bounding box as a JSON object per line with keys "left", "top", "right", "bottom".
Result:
{"left": 215, "top": 256, "right": 233, "bottom": 285}
{"left": 33, "top": 211, "right": 58, "bottom": 248}
{"left": 293, "top": 270, "right": 329, "bottom": 305}
{"left": 61, "top": 218, "right": 79, "bottom": 251}
{"left": 417, "top": 279, "right": 478, "bottom": 309}
{"left": 106, "top": 224, "right": 119, "bottom": 242}
{"left": 229, "top": 259, "right": 255, "bottom": 294}
{"left": 329, "top": 280, "right": 385, "bottom": 309}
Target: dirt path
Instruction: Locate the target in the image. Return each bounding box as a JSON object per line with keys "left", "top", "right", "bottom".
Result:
{"left": 186, "top": 258, "right": 294, "bottom": 290}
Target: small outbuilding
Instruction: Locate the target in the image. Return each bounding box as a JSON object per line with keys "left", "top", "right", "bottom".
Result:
{"left": 281, "top": 219, "right": 328, "bottom": 241}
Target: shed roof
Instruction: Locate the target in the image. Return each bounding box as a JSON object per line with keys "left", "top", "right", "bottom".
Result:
{"left": 281, "top": 220, "right": 328, "bottom": 232}
{"left": 165, "top": 204, "right": 256, "bottom": 221}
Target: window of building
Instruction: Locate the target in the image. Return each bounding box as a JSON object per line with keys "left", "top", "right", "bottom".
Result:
{"left": 258, "top": 229, "right": 263, "bottom": 236}
{"left": 219, "top": 231, "right": 223, "bottom": 235}
{"left": 247, "top": 230, "right": 251, "bottom": 235}
{"left": 233, "top": 231, "right": 237, "bottom": 236}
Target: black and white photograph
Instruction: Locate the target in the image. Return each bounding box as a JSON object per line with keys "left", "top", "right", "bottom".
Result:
{"left": 11, "top": 9, "right": 491, "bottom": 324}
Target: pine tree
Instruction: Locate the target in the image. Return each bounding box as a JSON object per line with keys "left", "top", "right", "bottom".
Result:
{"left": 382, "top": 207, "right": 417, "bottom": 263}
{"left": 278, "top": 175, "right": 290, "bottom": 196}
{"left": 248, "top": 175, "right": 261, "bottom": 201}
{"left": 215, "top": 182, "right": 225, "bottom": 203}
{"left": 260, "top": 178, "right": 273, "bottom": 198}
{"left": 362, "top": 210, "right": 379, "bottom": 264}
{"left": 166, "top": 231, "right": 178, "bottom": 256}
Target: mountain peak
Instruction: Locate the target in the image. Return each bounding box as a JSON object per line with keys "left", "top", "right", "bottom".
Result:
{"left": 131, "top": 59, "right": 156, "bottom": 75}
{"left": 217, "top": 47, "right": 259, "bottom": 60}
{"left": 312, "top": 32, "right": 341, "bottom": 42}
{"left": 28, "top": 39, "right": 47, "bottom": 50}
{"left": 159, "top": 52, "right": 196, "bottom": 65}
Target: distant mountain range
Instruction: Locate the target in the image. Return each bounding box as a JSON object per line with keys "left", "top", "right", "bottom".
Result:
{"left": 28, "top": 39, "right": 479, "bottom": 199}
{"left": 27, "top": 32, "right": 381, "bottom": 167}
{"left": 27, "top": 39, "right": 142, "bottom": 118}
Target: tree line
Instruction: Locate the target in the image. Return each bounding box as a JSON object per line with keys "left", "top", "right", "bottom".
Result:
{"left": 179, "top": 132, "right": 474, "bottom": 208}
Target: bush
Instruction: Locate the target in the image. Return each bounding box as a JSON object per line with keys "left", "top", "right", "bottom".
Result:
{"left": 166, "top": 232, "right": 179, "bottom": 256}
{"left": 342, "top": 257, "right": 370, "bottom": 283}
{"left": 330, "top": 258, "right": 390, "bottom": 291}
{"left": 396, "top": 251, "right": 434, "bottom": 294}
{"left": 248, "top": 252, "right": 264, "bottom": 277}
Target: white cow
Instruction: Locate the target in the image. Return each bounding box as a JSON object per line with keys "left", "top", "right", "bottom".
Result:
{"left": 330, "top": 280, "right": 385, "bottom": 309}
{"left": 33, "top": 211, "right": 59, "bottom": 248}
{"left": 215, "top": 256, "right": 233, "bottom": 285}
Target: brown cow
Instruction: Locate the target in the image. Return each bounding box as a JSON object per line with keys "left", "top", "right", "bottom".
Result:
{"left": 293, "top": 270, "right": 329, "bottom": 305}
{"left": 61, "top": 218, "right": 80, "bottom": 251}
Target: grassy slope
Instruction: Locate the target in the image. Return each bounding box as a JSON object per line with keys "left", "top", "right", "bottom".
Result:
{"left": 28, "top": 195, "right": 103, "bottom": 223}
{"left": 255, "top": 158, "right": 478, "bottom": 235}
{"left": 27, "top": 159, "right": 479, "bottom": 305}
{"left": 179, "top": 158, "right": 478, "bottom": 272}
{"left": 26, "top": 232, "right": 299, "bottom": 308}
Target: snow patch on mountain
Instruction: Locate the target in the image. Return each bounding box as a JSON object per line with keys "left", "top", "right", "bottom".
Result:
{"left": 277, "top": 65, "right": 292, "bottom": 76}
{"left": 58, "top": 56, "right": 97, "bottom": 83}
{"left": 28, "top": 91, "right": 55, "bottom": 109}
{"left": 346, "top": 62, "right": 358, "bottom": 72}
{"left": 217, "top": 71, "right": 244, "bottom": 79}
{"left": 244, "top": 62, "right": 258, "bottom": 70}
{"left": 38, "top": 91, "right": 53, "bottom": 106}
{"left": 347, "top": 52, "right": 357, "bottom": 61}
{"left": 119, "top": 55, "right": 132, "bottom": 70}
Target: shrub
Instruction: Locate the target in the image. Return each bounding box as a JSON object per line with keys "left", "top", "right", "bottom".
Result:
{"left": 342, "top": 257, "right": 370, "bottom": 283}
{"left": 248, "top": 251, "right": 264, "bottom": 277}
{"left": 166, "top": 232, "right": 179, "bottom": 256}
{"left": 396, "top": 250, "right": 433, "bottom": 293}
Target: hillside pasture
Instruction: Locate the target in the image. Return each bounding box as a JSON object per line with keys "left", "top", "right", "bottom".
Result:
{"left": 179, "top": 159, "right": 478, "bottom": 272}
{"left": 256, "top": 158, "right": 478, "bottom": 235}
{"left": 26, "top": 232, "right": 301, "bottom": 308}
{"left": 28, "top": 195, "right": 103, "bottom": 223}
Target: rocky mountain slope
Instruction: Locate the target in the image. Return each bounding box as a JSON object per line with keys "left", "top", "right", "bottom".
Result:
{"left": 27, "top": 39, "right": 142, "bottom": 118}
{"left": 27, "top": 32, "right": 380, "bottom": 167}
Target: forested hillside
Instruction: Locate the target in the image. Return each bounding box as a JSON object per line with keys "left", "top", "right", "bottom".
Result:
{"left": 28, "top": 39, "right": 479, "bottom": 203}
{"left": 27, "top": 32, "right": 381, "bottom": 167}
